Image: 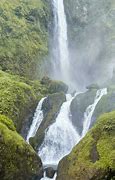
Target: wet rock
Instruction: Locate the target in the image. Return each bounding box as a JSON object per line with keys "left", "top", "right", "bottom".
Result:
{"left": 41, "top": 76, "right": 68, "bottom": 94}
{"left": 30, "top": 92, "right": 66, "bottom": 150}
{"left": 70, "top": 89, "right": 97, "bottom": 135}
{"left": 45, "top": 167, "right": 56, "bottom": 178}
{"left": 57, "top": 111, "right": 115, "bottom": 180}
{"left": 0, "top": 115, "right": 43, "bottom": 180}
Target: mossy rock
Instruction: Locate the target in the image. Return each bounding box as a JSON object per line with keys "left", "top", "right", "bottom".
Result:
{"left": 57, "top": 111, "right": 115, "bottom": 180}
{"left": 0, "top": 70, "right": 68, "bottom": 135}
{"left": 70, "top": 89, "right": 97, "bottom": 135}
{"left": 0, "top": 70, "right": 45, "bottom": 132}
{"left": 30, "top": 92, "right": 66, "bottom": 150}
{"left": 0, "top": 114, "right": 43, "bottom": 180}
{"left": 41, "top": 76, "right": 68, "bottom": 94}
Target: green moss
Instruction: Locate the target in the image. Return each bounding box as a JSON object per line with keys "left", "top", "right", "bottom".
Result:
{"left": 0, "top": 70, "right": 68, "bottom": 132}
{"left": 0, "top": 0, "right": 51, "bottom": 79}
{"left": 40, "top": 76, "right": 68, "bottom": 94}
{"left": 0, "top": 70, "right": 44, "bottom": 131}
{"left": 0, "top": 114, "right": 15, "bottom": 131}
{"left": 0, "top": 114, "right": 43, "bottom": 180}
{"left": 57, "top": 111, "right": 115, "bottom": 180}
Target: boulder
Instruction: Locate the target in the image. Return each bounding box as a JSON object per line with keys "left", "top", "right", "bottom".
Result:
{"left": 41, "top": 76, "right": 68, "bottom": 94}
{"left": 30, "top": 92, "right": 66, "bottom": 150}
{"left": 45, "top": 167, "right": 56, "bottom": 178}
{"left": 0, "top": 115, "right": 43, "bottom": 180}
{"left": 57, "top": 111, "right": 115, "bottom": 180}
{"left": 92, "top": 87, "right": 115, "bottom": 127}
{"left": 70, "top": 89, "right": 97, "bottom": 135}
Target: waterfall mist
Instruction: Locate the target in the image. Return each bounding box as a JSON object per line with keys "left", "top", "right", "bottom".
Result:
{"left": 64, "top": 0, "right": 115, "bottom": 90}
{"left": 48, "top": 0, "right": 115, "bottom": 91}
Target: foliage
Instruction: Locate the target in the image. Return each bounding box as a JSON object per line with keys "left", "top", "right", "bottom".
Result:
{"left": 0, "top": 70, "right": 44, "bottom": 131}
{"left": 0, "top": 0, "right": 51, "bottom": 79}
{"left": 0, "top": 114, "right": 43, "bottom": 180}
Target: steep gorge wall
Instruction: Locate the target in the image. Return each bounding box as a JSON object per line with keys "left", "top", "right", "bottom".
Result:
{"left": 64, "top": 0, "right": 115, "bottom": 89}
{"left": 0, "top": 0, "right": 52, "bottom": 79}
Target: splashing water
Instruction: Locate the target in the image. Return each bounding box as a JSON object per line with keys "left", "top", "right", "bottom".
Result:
{"left": 26, "top": 97, "right": 46, "bottom": 142}
{"left": 38, "top": 94, "right": 80, "bottom": 166}
{"left": 41, "top": 172, "right": 57, "bottom": 180}
{"left": 82, "top": 88, "right": 107, "bottom": 137}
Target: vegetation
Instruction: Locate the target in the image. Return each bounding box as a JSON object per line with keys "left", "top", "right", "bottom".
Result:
{"left": 0, "top": 70, "right": 68, "bottom": 133}
{"left": 0, "top": 70, "right": 45, "bottom": 131}
{"left": 0, "top": 0, "right": 51, "bottom": 79}
{"left": 0, "top": 0, "right": 114, "bottom": 179}
{"left": 57, "top": 111, "right": 115, "bottom": 180}
{"left": 0, "top": 114, "right": 43, "bottom": 180}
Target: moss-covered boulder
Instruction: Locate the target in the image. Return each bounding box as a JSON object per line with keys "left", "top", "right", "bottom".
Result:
{"left": 30, "top": 92, "right": 66, "bottom": 150}
{"left": 0, "top": 114, "right": 43, "bottom": 180}
{"left": 70, "top": 89, "right": 97, "bottom": 135}
{"left": 41, "top": 76, "right": 68, "bottom": 94}
{"left": 0, "top": 70, "right": 45, "bottom": 132}
{"left": 57, "top": 111, "right": 115, "bottom": 180}
{"left": 0, "top": 70, "right": 68, "bottom": 136}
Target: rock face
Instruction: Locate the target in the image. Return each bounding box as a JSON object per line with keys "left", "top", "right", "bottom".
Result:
{"left": 30, "top": 92, "right": 66, "bottom": 150}
{"left": 57, "top": 111, "right": 115, "bottom": 180}
{"left": 64, "top": 0, "right": 115, "bottom": 88}
{"left": 70, "top": 89, "right": 97, "bottom": 135}
{"left": 70, "top": 85, "right": 115, "bottom": 134}
{"left": 92, "top": 87, "right": 115, "bottom": 127}
{"left": 0, "top": 115, "right": 43, "bottom": 180}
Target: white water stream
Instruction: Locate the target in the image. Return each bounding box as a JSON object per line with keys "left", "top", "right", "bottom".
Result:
{"left": 41, "top": 172, "right": 57, "bottom": 180}
{"left": 82, "top": 88, "right": 107, "bottom": 137}
{"left": 52, "top": 0, "right": 70, "bottom": 85}
{"left": 26, "top": 88, "right": 107, "bottom": 180}
{"left": 26, "top": 1, "right": 108, "bottom": 179}
{"left": 26, "top": 97, "right": 46, "bottom": 142}
{"left": 38, "top": 94, "right": 80, "bottom": 166}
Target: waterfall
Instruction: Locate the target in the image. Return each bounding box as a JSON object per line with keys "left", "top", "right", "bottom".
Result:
{"left": 82, "top": 88, "right": 107, "bottom": 137}
{"left": 38, "top": 94, "right": 80, "bottom": 166}
{"left": 26, "top": 97, "right": 46, "bottom": 142}
{"left": 52, "top": 0, "right": 70, "bottom": 85}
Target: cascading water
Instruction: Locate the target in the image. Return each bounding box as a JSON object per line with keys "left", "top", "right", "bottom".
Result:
{"left": 82, "top": 88, "right": 107, "bottom": 137}
{"left": 38, "top": 94, "right": 80, "bottom": 166}
{"left": 52, "top": 0, "right": 70, "bottom": 85}
{"left": 26, "top": 97, "right": 46, "bottom": 142}
{"left": 41, "top": 172, "right": 57, "bottom": 180}
{"left": 26, "top": 89, "right": 107, "bottom": 180}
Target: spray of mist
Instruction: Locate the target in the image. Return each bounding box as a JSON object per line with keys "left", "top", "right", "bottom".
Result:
{"left": 48, "top": 0, "right": 115, "bottom": 91}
